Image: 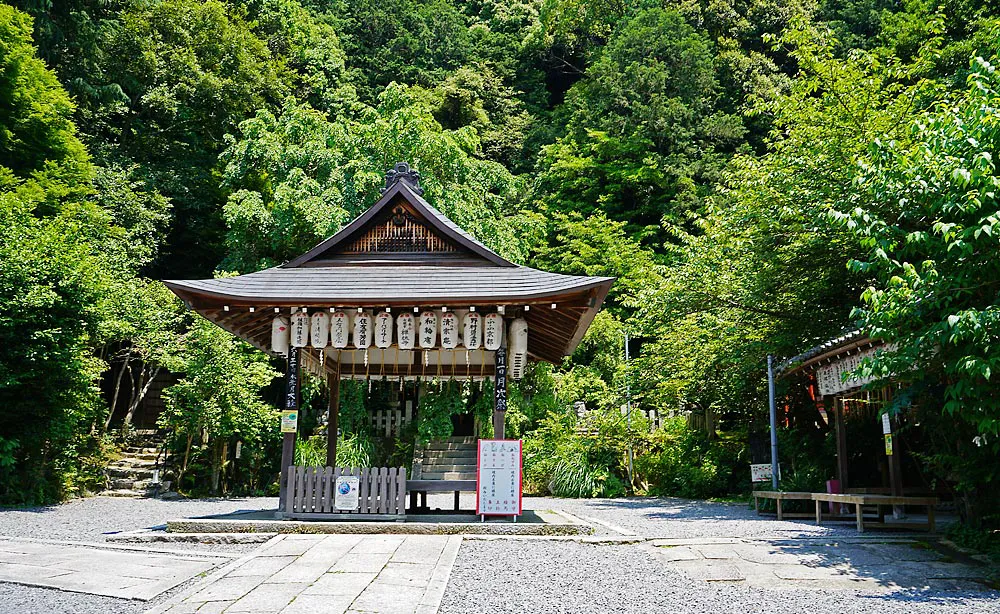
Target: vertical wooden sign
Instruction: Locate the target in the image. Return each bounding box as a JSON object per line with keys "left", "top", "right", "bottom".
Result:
{"left": 279, "top": 346, "right": 300, "bottom": 506}
{"left": 493, "top": 345, "right": 507, "bottom": 439}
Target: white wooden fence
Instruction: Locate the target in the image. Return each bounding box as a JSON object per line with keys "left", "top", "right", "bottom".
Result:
{"left": 283, "top": 466, "right": 407, "bottom": 520}
{"left": 370, "top": 406, "right": 412, "bottom": 437}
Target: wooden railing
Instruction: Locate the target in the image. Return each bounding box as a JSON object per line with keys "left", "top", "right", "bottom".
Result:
{"left": 283, "top": 466, "right": 407, "bottom": 520}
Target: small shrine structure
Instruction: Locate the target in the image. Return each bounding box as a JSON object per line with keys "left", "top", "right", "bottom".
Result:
{"left": 164, "top": 163, "right": 614, "bottom": 519}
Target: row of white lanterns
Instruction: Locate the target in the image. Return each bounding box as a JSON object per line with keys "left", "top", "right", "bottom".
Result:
{"left": 271, "top": 309, "right": 517, "bottom": 355}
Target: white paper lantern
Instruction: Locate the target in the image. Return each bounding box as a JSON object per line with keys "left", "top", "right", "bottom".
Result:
{"left": 463, "top": 312, "right": 482, "bottom": 350}
{"left": 374, "top": 311, "right": 393, "bottom": 348}
{"left": 310, "top": 312, "right": 329, "bottom": 348}
{"left": 440, "top": 312, "right": 459, "bottom": 349}
{"left": 330, "top": 311, "right": 349, "bottom": 348}
{"left": 484, "top": 313, "right": 503, "bottom": 351}
{"left": 354, "top": 311, "right": 372, "bottom": 349}
{"left": 271, "top": 316, "right": 290, "bottom": 355}
{"left": 291, "top": 311, "right": 310, "bottom": 348}
{"left": 419, "top": 311, "right": 438, "bottom": 348}
{"left": 509, "top": 318, "right": 528, "bottom": 380}
{"left": 396, "top": 312, "right": 415, "bottom": 350}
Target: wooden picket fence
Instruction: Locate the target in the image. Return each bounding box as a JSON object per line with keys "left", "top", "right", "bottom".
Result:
{"left": 283, "top": 466, "right": 407, "bottom": 520}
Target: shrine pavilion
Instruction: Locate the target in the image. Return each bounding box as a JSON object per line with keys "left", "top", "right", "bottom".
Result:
{"left": 163, "top": 163, "right": 614, "bottom": 519}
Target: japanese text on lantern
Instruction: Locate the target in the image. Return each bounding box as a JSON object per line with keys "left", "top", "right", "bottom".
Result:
{"left": 476, "top": 439, "right": 522, "bottom": 516}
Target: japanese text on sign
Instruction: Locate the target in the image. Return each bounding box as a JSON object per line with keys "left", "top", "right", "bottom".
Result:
{"left": 476, "top": 439, "right": 522, "bottom": 516}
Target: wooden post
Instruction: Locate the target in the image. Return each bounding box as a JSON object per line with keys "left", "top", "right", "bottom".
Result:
{"left": 327, "top": 364, "right": 340, "bottom": 468}
{"left": 493, "top": 344, "right": 507, "bottom": 439}
{"left": 279, "top": 347, "right": 300, "bottom": 506}
{"left": 834, "top": 397, "right": 849, "bottom": 490}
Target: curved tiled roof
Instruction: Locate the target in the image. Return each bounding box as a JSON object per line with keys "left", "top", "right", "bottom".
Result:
{"left": 165, "top": 265, "right": 612, "bottom": 304}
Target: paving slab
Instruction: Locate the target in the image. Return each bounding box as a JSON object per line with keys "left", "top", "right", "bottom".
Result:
{"left": 151, "top": 534, "right": 460, "bottom": 614}
{"left": 0, "top": 538, "right": 224, "bottom": 600}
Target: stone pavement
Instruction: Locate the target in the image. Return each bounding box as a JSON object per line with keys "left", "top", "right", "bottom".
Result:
{"left": 149, "top": 534, "right": 461, "bottom": 614}
{"left": 0, "top": 537, "right": 225, "bottom": 599}
{"left": 648, "top": 536, "right": 992, "bottom": 592}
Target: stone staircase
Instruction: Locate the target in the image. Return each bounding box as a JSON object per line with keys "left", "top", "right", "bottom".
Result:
{"left": 103, "top": 430, "right": 172, "bottom": 498}
{"left": 411, "top": 436, "right": 477, "bottom": 480}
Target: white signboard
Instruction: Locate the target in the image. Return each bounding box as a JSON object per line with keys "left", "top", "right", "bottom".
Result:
{"left": 476, "top": 439, "right": 522, "bottom": 516}
{"left": 750, "top": 463, "right": 773, "bottom": 483}
{"left": 881, "top": 413, "right": 891, "bottom": 434}
{"left": 815, "top": 345, "right": 891, "bottom": 396}
{"left": 334, "top": 475, "right": 360, "bottom": 510}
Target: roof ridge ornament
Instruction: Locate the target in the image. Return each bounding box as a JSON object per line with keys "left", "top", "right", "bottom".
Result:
{"left": 383, "top": 162, "right": 423, "bottom": 195}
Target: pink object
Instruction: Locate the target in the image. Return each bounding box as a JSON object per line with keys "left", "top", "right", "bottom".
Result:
{"left": 826, "top": 479, "right": 842, "bottom": 514}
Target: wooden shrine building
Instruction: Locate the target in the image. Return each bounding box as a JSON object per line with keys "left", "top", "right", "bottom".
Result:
{"left": 164, "top": 163, "right": 614, "bottom": 518}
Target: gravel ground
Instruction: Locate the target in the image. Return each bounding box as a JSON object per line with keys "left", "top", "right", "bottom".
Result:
{"left": 0, "top": 582, "right": 148, "bottom": 614}
{"left": 0, "top": 495, "right": 278, "bottom": 614}
{"left": 439, "top": 540, "right": 1000, "bottom": 614}
{"left": 0, "top": 495, "right": 277, "bottom": 542}
{"left": 1, "top": 495, "right": 996, "bottom": 614}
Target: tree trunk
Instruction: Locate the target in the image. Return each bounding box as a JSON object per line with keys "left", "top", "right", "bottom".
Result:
{"left": 104, "top": 356, "right": 130, "bottom": 432}
{"left": 177, "top": 433, "right": 193, "bottom": 491}
{"left": 124, "top": 365, "right": 161, "bottom": 428}
{"left": 210, "top": 438, "right": 222, "bottom": 494}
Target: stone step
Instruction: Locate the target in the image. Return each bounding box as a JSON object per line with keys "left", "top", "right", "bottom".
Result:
{"left": 419, "top": 449, "right": 476, "bottom": 459}
{"left": 106, "top": 467, "right": 156, "bottom": 479}
{"left": 101, "top": 488, "right": 155, "bottom": 498}
{"left": 419, "top": 471, "right": 477, "bottom": 480}
{"left": 109, "top": 458, "right": 159, "bottom": 469}
{"left": 125, "top": 448, "right": 161, "bottom": 456}
{"left": 109, "top": 478, "right": 157, "bottom": 490}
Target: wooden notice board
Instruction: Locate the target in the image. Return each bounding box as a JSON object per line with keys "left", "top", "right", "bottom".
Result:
{"left": 476, "top": 439, "right": 522, "bottom": 516}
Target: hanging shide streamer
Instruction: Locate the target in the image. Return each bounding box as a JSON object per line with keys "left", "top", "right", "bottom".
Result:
{"left": 374, "top": 311, "right": 393, "bottom": 348}
{"left": 271, "top": 316, "right": 290, "bottom": 355}
{"left": 396, "top": 312, "right": 415, "bottom": 350}
{"left": 291, "top": 311, "right": 310, "bottom": 348}
{"left": 419, "top": 311, "right": 437, "bottom": 348}
{"left": 463, "top": 312, "right": 482, "bottom": 350}
{"left": 354, "top": 311, "right": 372, "bottom": 348}
{"left": 509, "top": 317, "right": 528, "bottom": 380}
{"left": 331, "top": 311, "right": 349, "bottom": 348}
{"left": 310, "top": 312, "right": 329, "bottom": 348}
{"left": 440, "top": 312, "right": 458, "bottom": 349}
{"left": 484, "top": 313, "right": 503, "bottom": 351}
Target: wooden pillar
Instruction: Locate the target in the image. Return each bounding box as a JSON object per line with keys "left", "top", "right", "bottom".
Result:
{"left": 884, "top": 392, "right": 904, "bottom": 518}
{"left": 834, "top": 397, "right": 849, "bottom": 491}
{"left": 326, "top": 364, "right": 340, "bottom": 468}
{"left": 278, "top": 347, "right": 300, "bottom": 505}
{"left": 493, "top": 344, "right": 507, "bottom": 439}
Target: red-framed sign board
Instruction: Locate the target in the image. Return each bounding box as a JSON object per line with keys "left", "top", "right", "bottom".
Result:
{"left": 476, "top": 439, "right": 523, "bottom": 516}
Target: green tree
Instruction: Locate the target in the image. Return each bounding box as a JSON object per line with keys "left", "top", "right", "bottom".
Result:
{"left": 220, "top": 85, "right": 528, "bottom": 272}
{"left": 160, "top": 317, "right": 280, "bottom": 493}
{"left": 535, "top": 8, "right": 745, "bottom": 245}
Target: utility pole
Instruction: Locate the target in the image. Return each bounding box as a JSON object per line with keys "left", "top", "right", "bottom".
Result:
{"left": 624, "top": 331, "right": 633, "bottom": 489}
{"left": 767, "top": 354, "right": 779, "bottom": 489}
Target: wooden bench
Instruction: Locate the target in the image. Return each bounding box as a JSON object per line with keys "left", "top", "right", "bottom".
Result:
{"left": 811, "top": 493, "right": 938, "bottom": 533}
{"left": 752, "top": 491, "right": 814, "bottom": 520}
{"left": 407, "top": 479, "right": 477, "bottom": 512}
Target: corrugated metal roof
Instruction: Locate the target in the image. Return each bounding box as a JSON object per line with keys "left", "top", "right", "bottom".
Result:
{"left": 164, "top": 266, "right": 612, "bottom": 303}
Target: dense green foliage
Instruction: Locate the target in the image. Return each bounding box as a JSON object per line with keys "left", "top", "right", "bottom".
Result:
{"left": 1, "top": 0, "right": 999, "bottom": 535}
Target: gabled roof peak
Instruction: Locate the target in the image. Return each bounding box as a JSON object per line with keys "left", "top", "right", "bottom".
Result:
{"left": 282, "top": 164, "right": 516, "bottom": 268}
{"left": 382, "top": 162, "right": 423, "bottom": 195}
